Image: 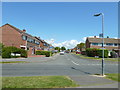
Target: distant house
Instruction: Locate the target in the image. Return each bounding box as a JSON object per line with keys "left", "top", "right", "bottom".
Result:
{"left": 85, "top": 36, "right": 120, "bottom": 56}
{"left": 0, "top": 23, "right": 51, "bottom": 56}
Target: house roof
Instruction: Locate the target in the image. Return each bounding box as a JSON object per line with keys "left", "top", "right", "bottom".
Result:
{"left": 87, "top": 37, "right": 120, "bottom": 44}
{"left": 1, "top": 23, "right": 43, "bottom": 42}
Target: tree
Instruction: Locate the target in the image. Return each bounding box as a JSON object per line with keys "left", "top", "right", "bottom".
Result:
{"left": 67, "top": 49, "right": 70, "bottom": 51}
{"left": 61, "top": 46, "right": 66, "bottom": 51}
{"left": 54, "top": 47, "right": 60, "bottom": 52}
{"left": 0, "top": 43, "right": 4, "bottom": 56}
{"left": 77, "top": 43, "right": 85, "bottom": 51}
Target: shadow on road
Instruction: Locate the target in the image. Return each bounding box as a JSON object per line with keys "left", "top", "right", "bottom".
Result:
{"left": 71, "top": 67, "right": 91, "bottom": 75}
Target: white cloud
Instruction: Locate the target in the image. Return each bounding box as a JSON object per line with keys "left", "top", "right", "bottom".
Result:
{"left": 45, "top": 38, "right": 55, "bottom": 44}
{"left": 45, "top": 39, "right": 81, "bottom": 49}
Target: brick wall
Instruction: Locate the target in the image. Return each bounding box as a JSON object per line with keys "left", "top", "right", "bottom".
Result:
{"left": 1, "top": 24, "right": 26, "bottom": 48}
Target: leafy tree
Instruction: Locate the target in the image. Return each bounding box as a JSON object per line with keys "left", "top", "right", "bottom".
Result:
{"left": 54, "top": 47, "right": 60, "bottom": 52}
{"left": 0, "top": 43, "right": 4, "bottom": 56}
{"left": 77, "top": 43, "right": 85, "bottom": 51}
{"left": 67, "top": 49, "right": 70, "bottom": 51}
{"left": 61, "top": 46, "right": 66, "bottom": 51}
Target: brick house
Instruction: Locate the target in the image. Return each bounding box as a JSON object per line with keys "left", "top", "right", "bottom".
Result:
{"left": 0, "top": 23, "right": 51, "bottom": 56}
{"left": 85, "top": 36, "right": 120, "bottom": 56}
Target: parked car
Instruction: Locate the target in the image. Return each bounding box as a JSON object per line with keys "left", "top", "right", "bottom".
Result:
{"left": 76, "top": 51, "right": 81, "bottom": 54}
{"left": 60, "top": 51, "right": 64, "bottom": 55}
{"left": 65, "top": 50, "right": 69, "bottom": 53}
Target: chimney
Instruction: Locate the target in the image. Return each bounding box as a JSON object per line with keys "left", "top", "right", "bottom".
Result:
{"left": 38, "top": 37, "right": 40, "bottom": 39}
{"left": 22, "top": 29, "right": 26, "bottom": 33}
{"left": 94, "top": 36, "right": 96, "bottom": 38}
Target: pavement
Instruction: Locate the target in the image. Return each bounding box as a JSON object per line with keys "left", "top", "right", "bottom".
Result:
{"left": 1, "top": 53, "right": 119, "bottom": 88}
{"left": 69, "top": 75, "right": 118, "bottom": 88}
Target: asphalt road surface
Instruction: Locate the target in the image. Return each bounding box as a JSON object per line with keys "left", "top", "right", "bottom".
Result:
{"left": 2, "top": 53, "right": 118, "bottom": 76}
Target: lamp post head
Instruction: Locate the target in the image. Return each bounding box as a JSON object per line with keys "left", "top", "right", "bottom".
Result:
{"left": 94, "top": 13, "right": 102, "bottom": 16}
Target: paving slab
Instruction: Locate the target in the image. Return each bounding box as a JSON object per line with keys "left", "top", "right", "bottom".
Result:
{"left": 69, "top": 75, "right": 118, "bottom": 88}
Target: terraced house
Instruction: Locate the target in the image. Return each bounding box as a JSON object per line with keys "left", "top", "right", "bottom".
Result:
{"left": 0, "top": 23, "right": 51, "bottom": 56}
{"left": 86, "top": 36, "right": 120, "bottom": 56}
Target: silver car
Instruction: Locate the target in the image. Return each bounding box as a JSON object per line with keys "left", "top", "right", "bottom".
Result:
{"left": 60, "top": 51, "right": 64, "bottom": 55}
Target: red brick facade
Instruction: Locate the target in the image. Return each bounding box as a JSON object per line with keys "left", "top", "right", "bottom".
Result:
{"left": 0, "top": 24, "right": 51, "bottom": 56}
{"left": 0, "top": 24, "right": 26, "bottom": 48}
{"left": 85, "top": 37, "right": 119, "bottom": 51}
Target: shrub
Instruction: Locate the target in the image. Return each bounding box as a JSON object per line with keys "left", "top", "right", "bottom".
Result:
{"left": 86, "top": 48, "right": 99, "bottom": 57}
{"left": 81, "top": 51, "right": 86, "bottom": 55}
{"left": 2, "top": 46, "right": 27, "bottom": 58}
{"left": 97, "top": 49, "right": 108, "bottom": 58}
{"left": 36, "top": 50, "right": 52, "bottom": 57}
{"left": 86, "top": 48, "right": 108, "bottom": 58}
{"left": 110, "top": 51, "right": 118, "bottom": 58}
{"left": 0, "top": 43, "right": 4, "bottom": 56}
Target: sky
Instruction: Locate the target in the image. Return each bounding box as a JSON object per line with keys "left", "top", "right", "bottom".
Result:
{"left": 2, "top": 2, "right": 118, "bottom": 49}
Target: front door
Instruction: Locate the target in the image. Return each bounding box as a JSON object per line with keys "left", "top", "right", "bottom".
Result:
{"left": 32, "top": 47, "right": 35, "bottom": 55}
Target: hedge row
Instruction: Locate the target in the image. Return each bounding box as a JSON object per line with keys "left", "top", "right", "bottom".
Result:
{"left": 86, "top": 48, "right": 108, "bottom": 58}
{"left": 36, "top": 50, "right": 52, "bottom": 57}
{"left": 2, "top": 46, "right": 27, "bottom": 58}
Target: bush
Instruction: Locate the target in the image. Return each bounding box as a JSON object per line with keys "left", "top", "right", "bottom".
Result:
{"left": 86, "top": 48, "right": 98, "bottom": 57}
{"left": 36, "top": 50, "right": 52, "bottom": 57}
{"left": 0, "top": 43, "right": 4, "bottom": 56}
{"left": 2, "top": 46, "right": 27, "bottom": 58}
{"left": 97, "top": 49, "right": 108, "bottom": 58}
{"left": 110, "top": 51, "right": 118, "bottom": 58}
{"left": 86, "top": 48, "right": 108, "bottom": 58}
{"left": 81, "top": 51, "right": 86, "bottom": 55}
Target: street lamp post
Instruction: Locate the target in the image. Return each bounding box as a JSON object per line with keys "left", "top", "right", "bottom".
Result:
{"left": 94, "top": 13, "right": 104, "bottom": 76}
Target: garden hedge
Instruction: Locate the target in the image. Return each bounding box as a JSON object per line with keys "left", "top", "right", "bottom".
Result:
{"left": 36, "top": 50, "right": 52, "bottom": 57}
{"left": 2, "top": 46, "right": 27, "bottom": 58}
{"left": 86, "top": 48, "right": 108, "bottom": 58}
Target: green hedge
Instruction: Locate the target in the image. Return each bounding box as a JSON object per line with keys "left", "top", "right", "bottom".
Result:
{"left": 2, "top": 46, "right": 27, "bottom": 58}
{"left": 86, "top": 48, "right": 108, "bottom": 58}
{"left": 36, "top": 50, "right": 52, "bottom": 57}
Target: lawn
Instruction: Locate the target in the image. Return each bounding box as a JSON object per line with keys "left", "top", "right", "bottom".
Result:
{"left": 2, "top": 76, "right": 79, "bottom": 88}
{"left": 77, "top": 54, "right": 119, "bottom": 62}
{"left": 0, "top": 61, "right": 27, "bottom": 64}
{"left": 105, "top": 73, "right": 120, "bottom": 82}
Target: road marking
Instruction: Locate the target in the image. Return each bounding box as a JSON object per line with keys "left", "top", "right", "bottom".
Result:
{"left": 71, "top": 62, "right": 118, "bottom": 66}
{"left": 71, "top": 61, "right": 79, "bottom": 65}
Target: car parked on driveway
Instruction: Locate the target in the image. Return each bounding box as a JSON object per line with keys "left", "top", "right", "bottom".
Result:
{"left": 60, "top": 51, "right": 64, "bottom": 55}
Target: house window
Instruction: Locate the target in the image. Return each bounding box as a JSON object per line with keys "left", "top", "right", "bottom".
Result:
{"left": 27, "top": 38, "right": 34, "bottom": 43}
{"left": 114, "top": 43, "right": 118, "bottom": 46}
{"left": 44, "top": 43, "right": 47, "bottom": 46}
{"left": 92, "top": 43, "right": 98, "bottom": 46}
{"left": 118, "top": 44, "right": 120, "bottom": 46}
{"left": 22, "top": 35, "right": 27, "bottom": 40}
{"left": 98, "top": 43, "right": 102, "bottom": 46}
{"left": 35, "top": 41, "right": 40, "bottom": 45}
{"left": 106, "top": 43, "right": 113, "bottom": 46}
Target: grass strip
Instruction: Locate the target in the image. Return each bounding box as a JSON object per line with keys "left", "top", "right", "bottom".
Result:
{"left": 0, "top": 61, "right": 27, "bottom": 63}
{"left": 105, "top": 73, "right": 120, "bottom": 82}
{"left": 78, "top": 54, "right": 119, "bottom": 62}
{"left": 2, "top": 76, "right": 79, "bottom": 88}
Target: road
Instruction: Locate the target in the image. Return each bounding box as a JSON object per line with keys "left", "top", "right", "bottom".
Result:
{"left": 2, "top": 53, "right": 118, "bottom": 76}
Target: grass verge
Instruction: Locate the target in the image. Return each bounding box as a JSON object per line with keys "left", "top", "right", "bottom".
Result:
{"left": 77, "top": 54, "right": 119, "bottom": 62}
{"left": 2, "top": 76, "right": 79, "bottom": 88}
{"left": 105, "top": 73, "right": 120, "bottom": 82}
{"left": 0, "top": 61, "right": 27, "bottom": 63}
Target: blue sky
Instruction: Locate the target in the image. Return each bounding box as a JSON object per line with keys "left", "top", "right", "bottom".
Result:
{"left": 2, "top": 2, "right": 118, "bottom": 48}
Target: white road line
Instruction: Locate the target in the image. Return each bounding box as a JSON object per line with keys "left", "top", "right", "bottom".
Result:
{"left": 71, "top": 61, "right": 79, "bottom": 65}
{"left": 71, "top": 62, "right": 118, "bottom": 66}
